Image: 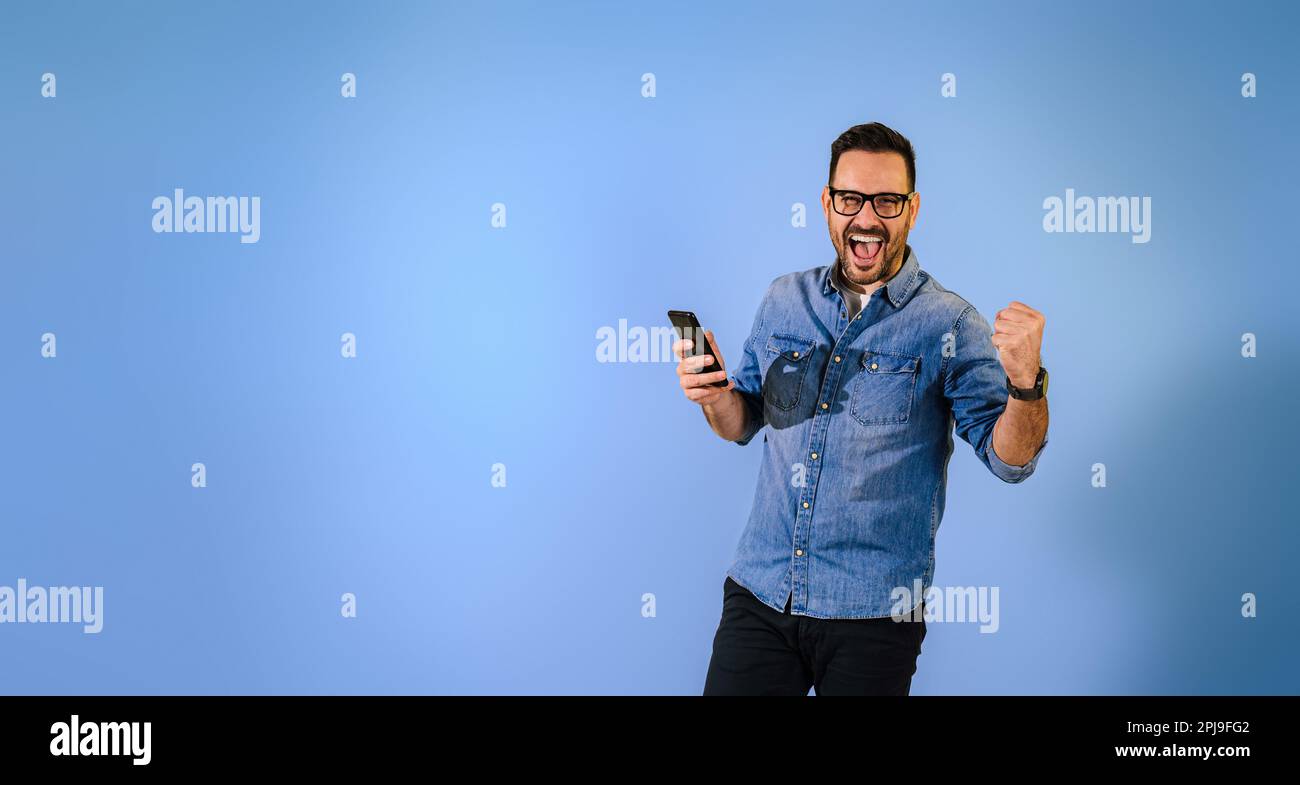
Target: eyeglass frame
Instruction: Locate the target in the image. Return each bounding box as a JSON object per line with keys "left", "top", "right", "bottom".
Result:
{"left": 827, "top": 187, "right": 917, "bottom": 219}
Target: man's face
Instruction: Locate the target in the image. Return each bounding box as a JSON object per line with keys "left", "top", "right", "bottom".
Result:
{"left": 820, "top": 150, "right": 919, "bottom": 290}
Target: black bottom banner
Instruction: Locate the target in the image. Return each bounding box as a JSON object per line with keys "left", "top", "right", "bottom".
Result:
{"left": 0, "top": 695, "right": 1286, "bottom": 772}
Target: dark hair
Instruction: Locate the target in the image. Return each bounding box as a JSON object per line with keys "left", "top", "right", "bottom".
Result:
{"left": 828, "top": 123, "right": 916, "bottom": 192}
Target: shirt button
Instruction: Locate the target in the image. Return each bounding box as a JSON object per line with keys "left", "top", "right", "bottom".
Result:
{"left": 870, "top": 362, "right": 878, "bottom": 370}
{"left": 810, "top": 452, "right": 818, "bottom": 460}
{"left": 855, "top": 314, "right": 861, "bottom": 320}
{"left": 795, "top": 549, "right": 804, "bottom": 557}
{"left": 792, "top": 351, "right": 799, "bottom": 358}
{"left": 834, "top": 355, "right": 841, "bottom": 363}
{"left": 820, "top": 402, "right": 828, "bottom": 410}
{"left": 802, "top": 501, "right": 810, "bottom": 509}
{"left": 841, "top": 311, "right": 846, "bottom": 318}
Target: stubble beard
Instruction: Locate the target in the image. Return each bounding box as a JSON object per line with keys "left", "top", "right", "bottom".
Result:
{"left": 837, "top": 231, "right": 907, "bottom": 290}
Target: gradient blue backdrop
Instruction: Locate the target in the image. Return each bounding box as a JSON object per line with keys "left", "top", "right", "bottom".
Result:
{"left": 2, "top": 0, "right": 1297, "bottom": 694}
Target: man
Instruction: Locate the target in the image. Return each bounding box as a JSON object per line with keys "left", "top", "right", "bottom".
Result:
{"left": 673, "top": 122, "right": 1049, "bottom": 696}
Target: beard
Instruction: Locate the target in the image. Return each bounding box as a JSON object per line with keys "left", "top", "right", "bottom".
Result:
{"left": 835, "top": 227, "right": 907, "bottom": 289}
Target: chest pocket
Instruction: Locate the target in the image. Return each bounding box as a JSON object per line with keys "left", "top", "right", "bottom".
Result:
{"left": 850, "top": 349, "right": 920, "bottom": 425}
{"left": 762, "top": 333, "right": 816, "bottom": 411}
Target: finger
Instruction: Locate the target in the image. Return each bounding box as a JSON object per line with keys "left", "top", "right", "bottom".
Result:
{"left": 995, "top": 308, "right": 1036, "bottom": 326}
{"left": 672, "top": 338, "right": 692, "bottom": 359}
{"left": 685, "top": 369, "right": 731, "bottom": 387}
{"left": 685, "top": 354, "right": 716, "bottom": 371}
{"left": 681, "top": 369, "right": 730, "bottom": 389}
{"left": 685, "top": 378, "right": 735, "bottom": 402}
{"left": 1007, "top": 301, "right": 1042, "bottom": 316}
{"left": 676, "top": 355, "right": 716, "bottom": 376}
{"left": 992, "top": 320, "right": 1028, "bottom": 336}
{"left": 687, "top": 374, "right": 734, "bottom": 392}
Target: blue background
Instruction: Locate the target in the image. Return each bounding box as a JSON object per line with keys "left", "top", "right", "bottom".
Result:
{"left": 1, "top": 0, "right": 1296, "bottom": 694}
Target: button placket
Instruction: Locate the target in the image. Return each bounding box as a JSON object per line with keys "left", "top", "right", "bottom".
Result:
{"left": 789, "top": 306, "right": 871, "bottom": 613}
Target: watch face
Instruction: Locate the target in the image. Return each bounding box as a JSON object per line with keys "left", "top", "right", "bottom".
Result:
{"left": 1040, "top": 368, "right": 1049, "bottom": 397}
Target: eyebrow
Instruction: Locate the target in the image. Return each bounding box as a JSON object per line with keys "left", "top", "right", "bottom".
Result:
{"left": 831, "top": 188, "right": 906, "bottom": 194}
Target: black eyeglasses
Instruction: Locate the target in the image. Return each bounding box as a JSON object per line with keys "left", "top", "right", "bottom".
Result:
{"left": 828, "top": 188, "right": 916, "bottom": 219}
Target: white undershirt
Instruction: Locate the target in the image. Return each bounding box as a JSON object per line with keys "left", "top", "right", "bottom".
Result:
{"left": 834, "top": 264, "right": 871, "bottom": 321}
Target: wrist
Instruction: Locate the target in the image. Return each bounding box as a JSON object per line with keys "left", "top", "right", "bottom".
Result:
{"left": 1006, "top": 366, "right": 1048, "bottom": 401}
{"left": 701, "top": 387, "right": 735, "bottom": 411}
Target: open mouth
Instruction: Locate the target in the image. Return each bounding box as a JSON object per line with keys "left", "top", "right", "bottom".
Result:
{"left": 848, "top": 233, "right": 884, "bottom": 266}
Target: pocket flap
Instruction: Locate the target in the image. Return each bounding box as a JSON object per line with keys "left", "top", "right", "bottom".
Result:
{"left": 862, "top": 349, "right": 919, "bottom": 374}
{"left": 766, "top": 334, "right": 815, "bottom": 361}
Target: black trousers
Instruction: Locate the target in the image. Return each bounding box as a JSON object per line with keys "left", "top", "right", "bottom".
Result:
{"left": 704, "top": 576, "right": 927, "bottom": 696}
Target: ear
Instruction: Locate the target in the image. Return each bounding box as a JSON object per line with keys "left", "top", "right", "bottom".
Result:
{"left": 820, "top": 186, "right": 832, "bottom": 220}
{"left": 906, "top": 192, "right": 920, "bottom": 231}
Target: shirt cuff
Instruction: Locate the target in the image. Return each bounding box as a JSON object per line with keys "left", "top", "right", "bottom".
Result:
{"left": 731, "top": 386, "right": 764, "bottom": 446}
{"left": 986, "top": 436, "right": 1048, "bottom": 483}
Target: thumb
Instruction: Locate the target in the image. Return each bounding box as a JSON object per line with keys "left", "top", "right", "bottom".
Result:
{"left": 705, "top": 330, "right": 727, "bottom": 369}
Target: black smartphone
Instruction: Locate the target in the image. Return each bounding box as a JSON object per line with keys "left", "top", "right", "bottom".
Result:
{"left": 668, "top": 309, "right": 728, "bottom": 388}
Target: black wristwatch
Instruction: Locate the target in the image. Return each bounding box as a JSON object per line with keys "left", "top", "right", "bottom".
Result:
{"left": 1007, "top": 366, "right": 1048, "bottom": 401}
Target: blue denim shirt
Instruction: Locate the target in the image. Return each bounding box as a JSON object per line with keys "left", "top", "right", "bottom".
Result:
{"left": 726, "top": 244, "right": 1048, "bottom": 619}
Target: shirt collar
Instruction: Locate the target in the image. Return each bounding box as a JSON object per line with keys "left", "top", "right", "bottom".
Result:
{"left": 822, "top": 243, "right": 923, "bottom": 309}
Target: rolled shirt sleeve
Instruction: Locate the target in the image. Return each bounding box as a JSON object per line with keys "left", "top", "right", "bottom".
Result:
{"left": 730, "top": 290, "right": 769, "bottom": 447}
{"left": 944, "top": 304, "right": 1047, "bottom": 483}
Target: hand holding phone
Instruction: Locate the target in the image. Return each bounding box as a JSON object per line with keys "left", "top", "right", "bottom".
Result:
{"left": 668, "top": 310, "right": 733, "bottom": 400}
